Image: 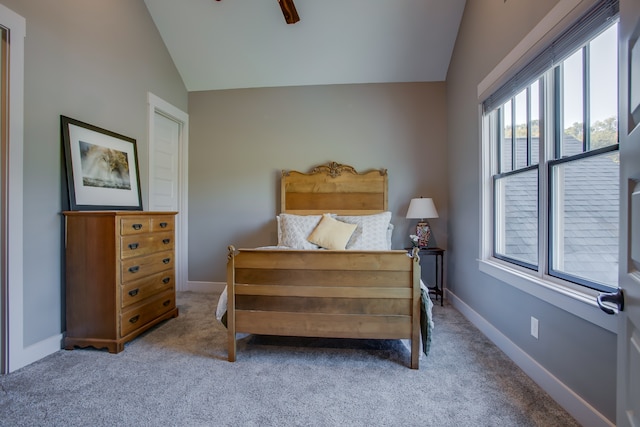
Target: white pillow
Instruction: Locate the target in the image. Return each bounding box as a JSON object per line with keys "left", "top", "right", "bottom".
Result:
{"left": 307, "top": 214, "right": 358, "bottom": 250}
{"left": 386, "top": 223, "right": 394, "bottom": 249}
{"left": 334, "top": 211, "right": 393, "bottom": 250}
{"left": 276, "top": 215, "right": 282, "bottom": 245}
{"left": 278, "top": 213, "right": 323, "bottom": 249}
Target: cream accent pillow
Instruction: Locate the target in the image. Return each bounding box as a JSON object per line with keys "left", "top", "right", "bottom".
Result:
{"left": 307, "top": 214, "right": 358, "bottom": 250}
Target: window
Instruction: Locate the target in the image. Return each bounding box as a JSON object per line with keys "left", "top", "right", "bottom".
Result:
{"left": 494, "top": 82, "right": 541, "bottom": 270}
{"left": 483, "top": 1, "right": 619, "bottom": 293}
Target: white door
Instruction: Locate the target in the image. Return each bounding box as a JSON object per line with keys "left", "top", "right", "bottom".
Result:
{"left": 605, "top": 0, "right": 640, "bottom": 425}
{"left": 149, "top": 111, "right": 179, "bottom": 212}
{"left": 148, "top": 93, "right": 188, "bottom": 292}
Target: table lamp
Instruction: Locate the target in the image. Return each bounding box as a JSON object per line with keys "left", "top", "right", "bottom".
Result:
{"left": 406, "top": 197, "right": 439, "bottom": 248}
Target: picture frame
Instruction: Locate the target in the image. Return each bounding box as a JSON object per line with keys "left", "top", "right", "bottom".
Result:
{"left": 61, "top": 116, "right": 143, "bottom": 211}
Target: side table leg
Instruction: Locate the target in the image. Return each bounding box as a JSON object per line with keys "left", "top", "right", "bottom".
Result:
{"left": 438, "top": 253, "right": 443, "bottom": 306}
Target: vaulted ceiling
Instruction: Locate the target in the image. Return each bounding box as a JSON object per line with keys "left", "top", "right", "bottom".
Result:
{"left": 144, "top": 0, "right": 467, "bottom": 92}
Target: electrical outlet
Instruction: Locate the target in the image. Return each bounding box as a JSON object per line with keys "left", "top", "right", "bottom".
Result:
{"left": 531, "top": 316, "right": 539, "bottom": 339}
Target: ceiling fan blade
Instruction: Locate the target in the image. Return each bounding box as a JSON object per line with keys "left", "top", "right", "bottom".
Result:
{"left": 278, "top": 0, "right": 300, "bottom": 24}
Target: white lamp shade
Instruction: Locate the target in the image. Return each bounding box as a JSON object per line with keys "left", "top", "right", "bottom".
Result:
{"left": 406, "top": 198, "right": 439, "bottom": 219}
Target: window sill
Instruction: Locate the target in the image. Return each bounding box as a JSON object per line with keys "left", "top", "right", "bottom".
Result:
{"left": 478, "top": 258, "right": 618, "bottom": 333}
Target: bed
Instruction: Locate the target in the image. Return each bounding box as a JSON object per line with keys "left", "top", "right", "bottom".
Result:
{"left": 222, "top": 161, "right": 427, "bottom": 369}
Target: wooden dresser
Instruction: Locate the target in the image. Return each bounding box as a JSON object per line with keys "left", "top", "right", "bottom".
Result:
{"left": 63, "top": 211, "right": 179, "bottom": 353}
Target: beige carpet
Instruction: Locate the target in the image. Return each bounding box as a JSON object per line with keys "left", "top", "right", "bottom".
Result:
{"left": 0, "top": 291, "right": 579, "bottom": 426}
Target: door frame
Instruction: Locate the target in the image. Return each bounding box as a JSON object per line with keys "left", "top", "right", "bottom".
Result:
{"left": 616, "top": 0, "right": 640, "bottom": 424}
{"left": 1, "top": 3, "right": 25, "bottom": 374}
{"left": 147, "top": 93, "right": 188, "bottom": 291}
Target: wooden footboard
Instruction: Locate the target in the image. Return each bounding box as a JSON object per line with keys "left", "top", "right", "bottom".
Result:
{"left": 226, "top": 246, "right": 422, "bottom": 368}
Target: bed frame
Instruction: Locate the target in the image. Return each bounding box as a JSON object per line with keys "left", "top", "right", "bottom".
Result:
{"left": 226, "top": 162, "right": 422, "bottom": 368}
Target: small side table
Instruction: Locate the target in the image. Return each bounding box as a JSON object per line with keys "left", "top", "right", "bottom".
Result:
{"left": 406, "top": 247, "right": 445, "bottom": 306}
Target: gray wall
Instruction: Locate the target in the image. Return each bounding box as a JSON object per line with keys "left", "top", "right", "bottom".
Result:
{"left": 3, "top": 0, "right": 616, "bottom": 420}
{"left": 188, "top": 83, "right": 448, "bottom": 282}
{"left": 446, "top": 0, "right": 616, "bottom": 421}
{"left": 1, "top": 0, "right": 187, "bottom": 346}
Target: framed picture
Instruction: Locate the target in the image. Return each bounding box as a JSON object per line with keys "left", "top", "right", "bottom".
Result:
{"left": 61, "top": 116, "right": 143, "bottom": 211}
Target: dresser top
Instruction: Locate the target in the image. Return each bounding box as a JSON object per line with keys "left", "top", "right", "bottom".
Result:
{"left": 62, "top": 211, "right": 177, "bottom": 216}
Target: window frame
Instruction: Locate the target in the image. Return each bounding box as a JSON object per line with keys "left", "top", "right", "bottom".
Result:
{"left": 491, "top": 35, "right": 620, "bottom": 292}
{"left": 492, "top": 79, "right": 544, "bottom": 271}
{"left": 477, "top": 0, "right": 619, "bottom": 333}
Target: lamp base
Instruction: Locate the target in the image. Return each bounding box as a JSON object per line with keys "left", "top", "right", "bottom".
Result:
{"left": 416, "top": 221, "right": 431, "bottom": 248}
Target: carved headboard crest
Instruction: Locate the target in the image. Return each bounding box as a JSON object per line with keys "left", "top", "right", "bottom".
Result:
{"left": 282, "top": 161, "right": 387, "bottom": 178}
{"left": 313, "top": 161, "right": 357, "bottom": 178}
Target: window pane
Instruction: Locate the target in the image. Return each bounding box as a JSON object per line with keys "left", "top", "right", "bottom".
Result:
{"left": 550, "top": 151, "right": 619, "bottom": 288}
{"left": 501, "top": 101, "right": 513, "bottom": 173}
{"left": 514, "top": 90, "right": 528, "bottom": 169}
{"left": 562, "top": 50, "right": 584, "bottom": 157}
{"left": 530, "top": 80, "right": 540, "bottom": 165}
{"left": 495, "top": 168, "right": 538, "bottom": 267}
{"left": 589, "top": 23, "right": 618, "bottom": 150}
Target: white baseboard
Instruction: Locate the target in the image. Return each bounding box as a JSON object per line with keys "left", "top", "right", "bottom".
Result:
{"left": 446, "top": 290, "right": 614, "bottom": 427}
{"left": 182, "top": 281, "right": 224, "bottom": 293}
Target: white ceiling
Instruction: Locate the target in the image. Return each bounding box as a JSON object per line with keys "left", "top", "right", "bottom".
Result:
{"left": 144, "top": 0, "right": 467, "bottom": 92}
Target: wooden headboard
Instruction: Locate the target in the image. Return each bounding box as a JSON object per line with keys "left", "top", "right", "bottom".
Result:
{"left": 281, "top": 161, "right": 388, "bottom": 215}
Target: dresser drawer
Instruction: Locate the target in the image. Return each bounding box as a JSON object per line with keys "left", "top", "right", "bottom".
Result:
{"left": 121, "top": 231, "right": 174, "bottom": 259}
{"left": 151, "top": 216, "right": 174, "bottom": 232}
{"left": 120, "top": 217, "right": 151, "bottom": 235}
{"left": 121, "top": 250, "right": 174, "bottom": 283}
{"left": 120, "top": 290, "right": 176, "bottom": 337}
{"left": 121, "top": 271, "right": 175, "bottom": 309}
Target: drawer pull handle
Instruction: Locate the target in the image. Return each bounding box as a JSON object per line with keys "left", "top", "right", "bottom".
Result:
{"left": 128, "top": 266, "right": 140, "bottom": 273}
{"left": 163, "top": 300, "right": 171, "bottom": 307}
{"left": 129, "top": 315, "right": 140, "bottom": 324}
{"left": 128, "top": 288, "right": 139, "bottom": 297}
{"left": 162, "top": 258, "right": 171, "bottom": 264}
{"left": 132, "top": 223, "right": 143, "bottom": 230}
{"left": 162, "top": 277, "right": 171, "bottom": 284}
{"left": 159, "top": 222, "right": 168, "bottom": 228}
{"left": 128, "top": 243, "right": 139, "bottom": 250}
{"left": 163, "top": 238, "right": 171, "bottom": 244}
